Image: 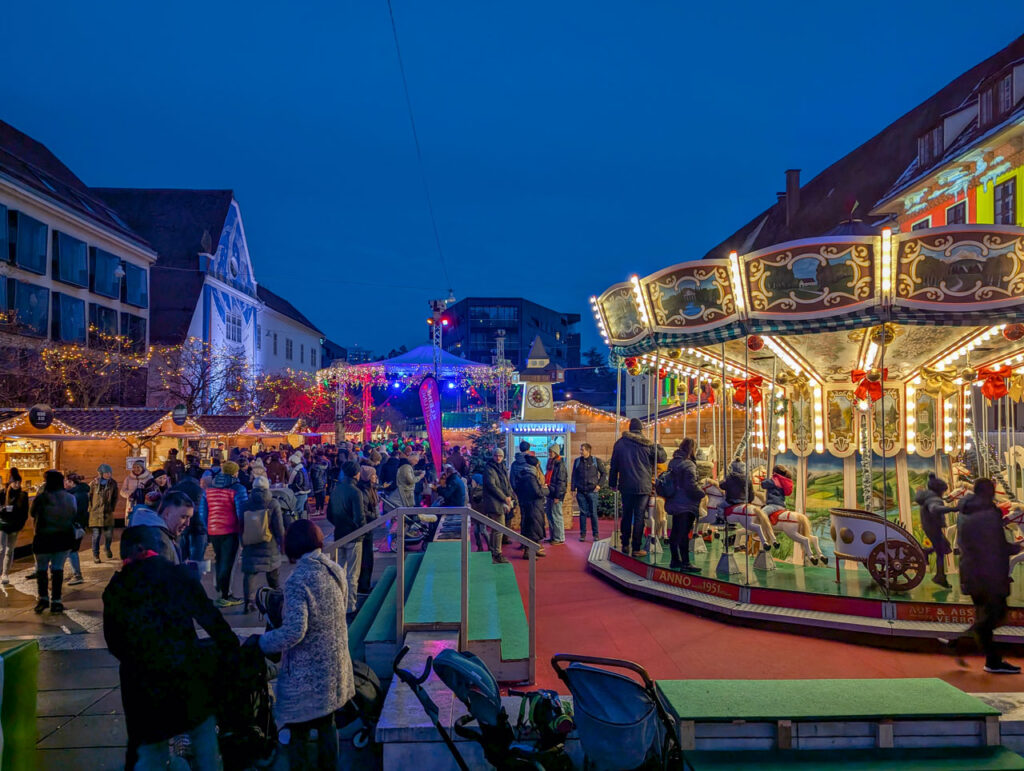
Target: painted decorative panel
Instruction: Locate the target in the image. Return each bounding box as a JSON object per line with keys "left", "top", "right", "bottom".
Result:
{"left": 599, "top": 285, "right": 645, "bottom": 342}
{"left": 913, "top": 392, "right": 937, "bottom": 458}
{"left": 870, "top": 387, "right": 903, "bottom": 456}
{"left": 787, "top": 388, "right": 814, "bottom": 457}
{"left": 746, "top": 240, "right": 874, "bottom": 316}
{"left": 643, "top": 263, "right": 734, "bottom": 328}
{"left": 825, "top": 388, "right": 857, "bottom": 457}
{"left": 896, "top": 228, "right": 1024, "bottom": 306}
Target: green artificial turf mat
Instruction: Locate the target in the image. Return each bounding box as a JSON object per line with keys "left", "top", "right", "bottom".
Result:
{"left": 655, "top": 678, "right": 997, "bottom": 722}
{"left": 467, "top": 563, "right": 500, "bottom": 643}
{"left": 492, "top": 562, "right": 530, "bottom": 661}
{"left": 349, "top": 565, "right": 395, "bottom": 659}
{"left": 365, "top": 553, "right": 424, "bottom": 643}
{"left": 682, "top": 747, "right": 1024, "bottom": 770}
{"left": 404, "top": 542, "right": 464, "bottom": 625}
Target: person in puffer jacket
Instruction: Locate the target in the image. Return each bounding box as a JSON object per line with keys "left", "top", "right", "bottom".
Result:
{"left": 722, "top": 459, "right": 778, "bottom": 551}
{"left": 916, "top": 473, "right": 957, "bottom": 589}
{"left": 760, "top": 466, "right": 794, "bottom": 515}
{"left": 199, "top": 460, "right": 248, "bottom": 607}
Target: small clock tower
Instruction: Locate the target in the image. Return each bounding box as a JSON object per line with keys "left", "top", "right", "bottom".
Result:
{"left": 519, "top": 336, "right": 563, "bottom": 421}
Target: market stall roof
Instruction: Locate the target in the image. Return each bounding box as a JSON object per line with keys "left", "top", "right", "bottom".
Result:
{"left": 192, "top": 414, "right": 252, "bottom": 435}
{"left": 259, "top": 416, "right": 303, "bottom": 434}
{"left": 54, "top": 408, "right": 170, "bottom": 436}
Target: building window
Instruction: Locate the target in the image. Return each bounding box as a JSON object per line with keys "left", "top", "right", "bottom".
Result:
{"left": 300, "top": 343, "right": 305, "bottom": 364}
{"left": 121, "top": 263, "right": 148, "bottom": 308}
{"left": 225, "top": 311, "right": 243, "bottom": 343}
{"left": 52, "top": 293, "right": 86, "bottom": 344}
{"left": 980, "top": 88, "right": 994, "bottom": 126}
{"left": 89, "top": 303, "right": 118, "bottom": 346}
{"left": 946, "top": 200, "right": 967, "bottom": 225}
{"left": 89, "top": 248, "right": 121, "bottom": 298}
{"left": 285, "top": 339, "right": 293, "bottom": 360}
{"left": 0, "top": 204, "right": 6, "bottom": 263}
{"left": 999, "top": 74, "right": 1014, "bottom": 115}
{"left": 8, "top": 210, "right": 47, "bottom": 274}
{"left": 52, "top": 231, "right": 88, "bottom": 287}
{"left": 8, "top": 280, "right": 49, "bottom": 337}
{"left": 273, "top": 332, "right": 278, "bottom": 356}
{"left": 120, "top": 312, "right": 147, "bottom": 354}
{"left": 310, "top": 349, "right": 316, "bottom": 368}
{"left": 917, "top": 125, "right": 943, "bottom": 168}
{"left": 995, "top": 178, "right": 1017, "bottom": 225}
{"left": 911, "top": 218, "right": 931, "bottom": 231}
{"left": 256, "top": 324, "right": 261, "bottom": 350}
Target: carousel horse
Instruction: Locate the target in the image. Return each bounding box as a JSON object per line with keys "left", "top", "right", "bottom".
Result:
{"left": 698, "top": 480, "right": 778, "bottom": 551}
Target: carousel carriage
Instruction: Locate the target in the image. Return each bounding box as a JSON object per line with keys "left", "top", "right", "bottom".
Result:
{"left": 829, "top": 508, "right": 927, "bottom": 592}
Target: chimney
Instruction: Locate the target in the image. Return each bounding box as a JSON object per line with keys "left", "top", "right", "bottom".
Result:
{"left": 785, "top": 169, "right": 800, "bottom": 227}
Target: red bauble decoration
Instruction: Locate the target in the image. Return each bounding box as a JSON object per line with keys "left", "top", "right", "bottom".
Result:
{"left": 1003, "top": 324, "right": 1024, "bottom": 342}
{"left": 624, "top": 357, "right": 638, "bottom": 368}
{"left": 747, "top": 335, "right": 765, "bottom": 352}
{"left": 658, "top": 368, "right": 668, "bottom": 379}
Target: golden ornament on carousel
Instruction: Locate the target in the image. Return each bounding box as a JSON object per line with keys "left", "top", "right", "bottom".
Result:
{"left": 866, "top": 368, "right": 882, "bottom": 382}
{"left": 666, "top": 348, "right": 682, "bottom": 359}
{"left": 775, "top": 371, "right": 792, "bottom": 386}
{"left": 960, "top": 367, "right": 977, "bottom": 382}
{"left": 869, "top": 323, "right": 897, "bottom": 346}
{"left": 627, "top": 365, "right": 642, "bottom": 376}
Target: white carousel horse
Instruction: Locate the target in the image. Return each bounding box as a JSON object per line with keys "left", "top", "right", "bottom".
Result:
{"left": 699, "top": 480, "right": 778, "bottom": 551}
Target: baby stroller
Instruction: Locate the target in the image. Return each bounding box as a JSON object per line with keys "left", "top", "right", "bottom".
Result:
{"left": 551, "top": 654, "right": 680, "bottom": 771}
{"left": 254, "top": 586, "right": 385, "bottom": 749}
{"left": 393, "top": 646, "right": 573, "bottom": 770}
{"left": 381, "top": 494, "right": 437, "bottom": 551}
{"left": 215, "top": 639, "right": 278, "bottom": 770}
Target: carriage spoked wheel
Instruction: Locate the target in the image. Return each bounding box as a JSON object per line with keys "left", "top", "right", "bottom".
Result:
{"left": 866, "top": 540, "right": 926, "bottom": 592}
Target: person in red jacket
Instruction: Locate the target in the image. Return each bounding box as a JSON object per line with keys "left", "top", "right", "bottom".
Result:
{"left": 199, "top": 461, "right": 248, "bottom": 607}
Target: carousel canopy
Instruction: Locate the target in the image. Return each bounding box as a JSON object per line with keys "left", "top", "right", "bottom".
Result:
{"left": 592, "top": 225, "right": 1024, "bottom": 387}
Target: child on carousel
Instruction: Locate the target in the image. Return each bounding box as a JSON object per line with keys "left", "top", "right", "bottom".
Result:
{"left": 722, "top": 459, "right": 779, "bottom": 551}
{"left": 760, "top": 465, "right": 794, "bottom": 519}
{"left": 915, "top": 472, "right": 957, "bottom": 589}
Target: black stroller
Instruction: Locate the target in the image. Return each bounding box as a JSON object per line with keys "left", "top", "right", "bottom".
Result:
{"left": 393, "top": 645, "right": 573, "bottom": 770}
{"left": 552, "top": 654, "right": 680, "bottom": 771}
{"left": 254, "top": 586, "right": 384, "bottom": 749}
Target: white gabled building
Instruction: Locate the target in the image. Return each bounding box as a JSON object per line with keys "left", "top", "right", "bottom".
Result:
{"left": 256, "top": 285, "right": 322, "bottom": 374}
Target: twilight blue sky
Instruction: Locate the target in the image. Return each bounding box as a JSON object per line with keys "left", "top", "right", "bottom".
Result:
{"left": 3, "top": 2, "right": 1023, "bottom": 355}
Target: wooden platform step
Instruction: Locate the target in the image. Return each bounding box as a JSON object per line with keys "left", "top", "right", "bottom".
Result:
{"left": 363, "top": 553, "right": 425, "bottom": 678}
{"left": 682, "top": 747, "right": 1024, "bottom": 770}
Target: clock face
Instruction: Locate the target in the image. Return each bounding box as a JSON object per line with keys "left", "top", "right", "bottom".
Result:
{"left": 527, "top": 385, "right": 551, "bottom": 408}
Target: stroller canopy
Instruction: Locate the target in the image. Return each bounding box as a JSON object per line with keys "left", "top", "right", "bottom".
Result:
{"left": 432, "top": 649, "right": 504, "bottom": 728}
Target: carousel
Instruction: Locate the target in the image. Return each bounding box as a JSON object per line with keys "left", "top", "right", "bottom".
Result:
{"left": 588, "top": 224, "right": 1024, "bottom": 643}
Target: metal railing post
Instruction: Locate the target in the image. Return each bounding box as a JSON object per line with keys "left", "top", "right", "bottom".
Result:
{"left": 460, "top": 508, "right": 470, "bottom": 650}
{"left": 396, "top": 509, "right": 405, "bottom": 649}
{"left": 528, "top": 545, "right": 537, "bottom": 683}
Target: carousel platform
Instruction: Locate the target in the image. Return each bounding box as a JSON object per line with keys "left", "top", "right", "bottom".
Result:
{"left": 587, "top": 539, "right": 1024, "bottom": 645}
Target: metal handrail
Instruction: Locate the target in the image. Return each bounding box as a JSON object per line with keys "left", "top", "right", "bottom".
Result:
{"left": 327, "top": 504, "right": 541, "bottom": 683}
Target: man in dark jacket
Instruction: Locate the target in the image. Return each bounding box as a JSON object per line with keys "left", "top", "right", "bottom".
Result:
{"left": 665, "top": 438, "right": 704, "bottom": 573}
{"left": 104, "top": 526, "right": 238, "bottom": 769}
{"left": 124, "top": 490, "right": 196, "bottom": 564}
{"left": 512, "top": 455, "right": 547, "bottom": 557}
{"left": 480, "top": 449, "right": 514, "bottom": 563}
{"left": 327, "top": 461, "right": 364, "bottom": 614}
{"left": 571, "top": 443, "right": 607, "bottom": 542}
{"left": 608, "top": 419, "right": 667, "bottom": 557}
{"left": 951, "top": 479, "right": 1022, "bottom": 673}
{"left": 163, "top": 448, "right": 185, "bottom": 485}
{"left": 544, "top": 445, "right": 569, "bottom": 545}
{"left": 31, "top": 470, "right": 78, "bottom": 614}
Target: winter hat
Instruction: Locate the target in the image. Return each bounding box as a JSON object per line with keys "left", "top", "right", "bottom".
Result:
{"left": 342, "top": 460, "right": 360, "bottom": 479}
{"left": 152, "top": 469, "right": 168, "bottom": 481}
{"left": 253, "top": 475, "right": 270, "bottom": 491}
{"left": 358, "top": 465, "right": 376, "bottom": 482}
{"left": 730, "top": 459, "right": 746, "bottom": 476}
{"left": 927, "top": 472, "right": 948, "bottom": 495}
{"left": 44, "top": 470, "right": 64, "bottom": 491}
{"left": 547, "top": 444, "right": 561, "bottom": 457}
{"left": 221, "top": 460, "right": 240, "bottom": 477}
{"left": 628, "top": 418, "right": 643, "bottom": 432}
{"left": 289, "top": 452, "right": 303, "bottom": 465}
{"left": 97, "top": 464, "right": 113, "bottom": 475}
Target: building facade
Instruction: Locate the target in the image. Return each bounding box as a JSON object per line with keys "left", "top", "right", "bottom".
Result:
{"left": 0, "top": 120, "right": 155, "bottom": 366}
{"left": 440, "top": 297, "right": 581, "bottom": 371}
{"left": 256, "top": 285, "right": 322, "bottom": 374}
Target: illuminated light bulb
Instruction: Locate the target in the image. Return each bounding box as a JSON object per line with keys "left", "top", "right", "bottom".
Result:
{"left": 964, "top": 442, "right": 973, "bottom": 451}
{"left": 776, "top": 416, "right": 785, "bottom": 426}
{"left": 944, "top": 430, "right": 953, "bottom": 439}
{"left": 906, "top": 429, "right": 915, "bottom": 440}
{"left": 814, "top": 416, "right": 823, "bottom": 426}
{"left": 907, "top": 415, "right": 915, "bottom": 425}
{"left": 777, "top": 429, "right": 786, "bottom": 440}
{"left": 912, "top": 376, "right": 922, "bottom": 385}
{"left": 944, "top": 415, "right": 953, "bottom": 424}
{"left": 815, "top": 444, "right": 824, "bottom": 454}
{"left": 907, "top": 444, "right": 916, "bottom": 454}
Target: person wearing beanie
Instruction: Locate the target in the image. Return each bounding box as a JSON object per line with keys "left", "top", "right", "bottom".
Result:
{"left": 544, "top": 445, "right": 568, "bottom": 545}
{"left": 88, "top": 464, "right": 119, "bottom": 563}
{"left": 163, "top": 448, "right": 185, "bottom": 485}
{"left": 608, "top": 418, "right": 667, "bottom": 557}
{"left": 309, "top": 454, "right": 330, "bottom": 516}
{"left": 0, "top": 471, "right": 30, "bottom": 584}
{"left": 240, "top": 475, "right": 285, "bottom": 612}
{"left": 287, "top": 453, "right": 312, "bottom": 520}
{"left": 200, "top": 458, "right": 248, "bottom": 606}
{"left": 121, "top": 460, "right": 155, "bottom": 510}
{"left": 327, "top": 460, "right": 365, "bottom": 615}
{"left": 917, "top": 472, "right": 958, "bottom": 588}
{"left": 31, "top": 470, "right": 77, "bottom": 614}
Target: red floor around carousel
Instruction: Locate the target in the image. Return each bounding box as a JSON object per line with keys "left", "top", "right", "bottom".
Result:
{"left": 512, "top": 518, "right": 1024, "bottom": 695}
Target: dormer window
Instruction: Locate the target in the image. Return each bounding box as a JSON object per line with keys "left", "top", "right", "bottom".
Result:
{"left": 917, "top": 125, "right": 943, "bottom": 168}
{"left": 999, "top": 73, "right": 1014, "bottom": 114}
{"left": 980, "top": 72, "right": 1016, "bottom": 128}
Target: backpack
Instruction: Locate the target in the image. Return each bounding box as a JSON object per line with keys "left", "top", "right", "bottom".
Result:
{"left": 242, "top": 507, "right": 272, "bottom": 546}
{"left": 289, "top": 467, "right": 311, "bottom": 495}
{"left": 654, "top": 469, "right": 676, "bottom": 499}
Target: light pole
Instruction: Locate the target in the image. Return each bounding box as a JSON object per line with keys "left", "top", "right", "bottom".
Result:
{"left": 428, "top": 289, "right": 455, "bottom": 377}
